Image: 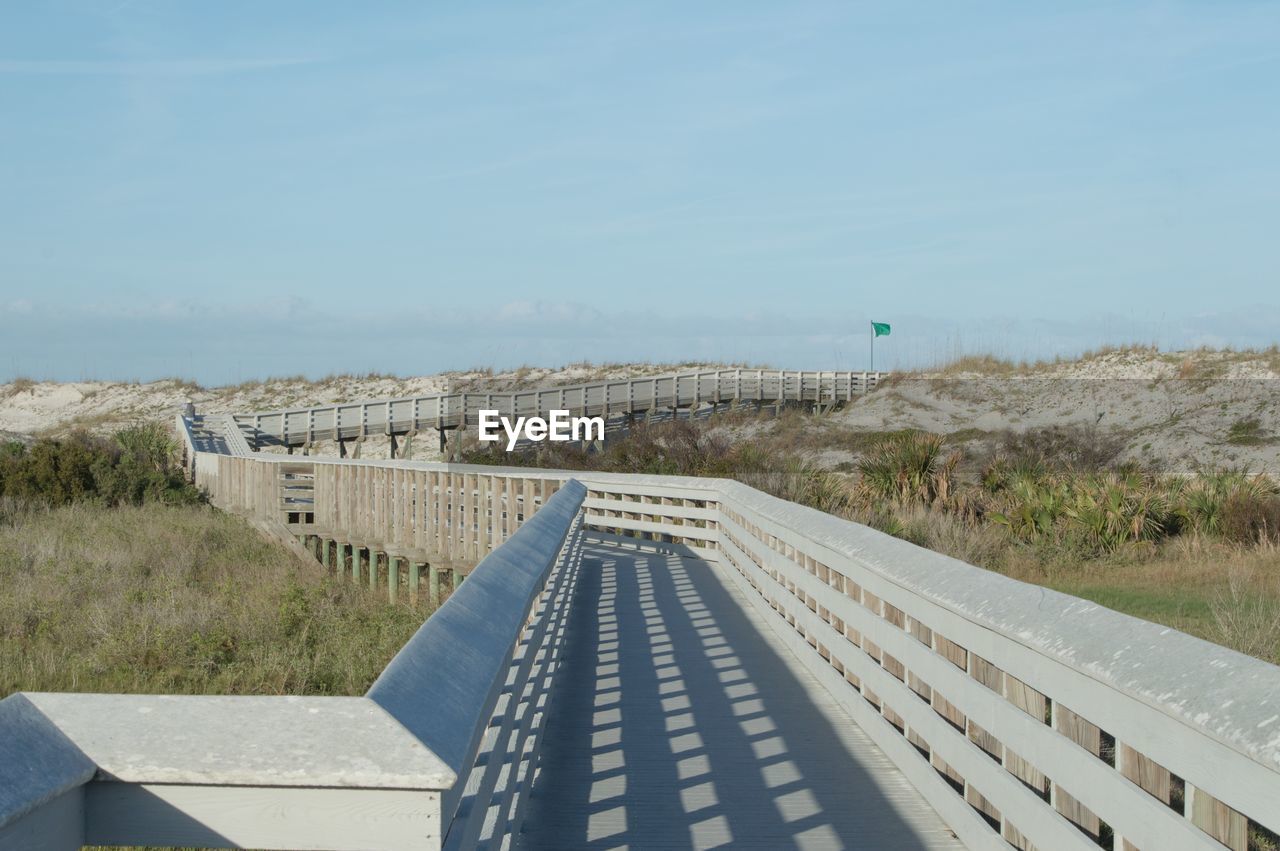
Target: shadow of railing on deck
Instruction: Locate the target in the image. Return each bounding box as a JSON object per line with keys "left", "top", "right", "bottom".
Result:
{"left": 520, "top": 539, "right": 947, "bottom": 850}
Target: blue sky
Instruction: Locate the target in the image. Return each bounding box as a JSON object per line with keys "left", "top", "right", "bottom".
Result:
{"left": 2, "top": 1, "right": 1278, "bottom": 383}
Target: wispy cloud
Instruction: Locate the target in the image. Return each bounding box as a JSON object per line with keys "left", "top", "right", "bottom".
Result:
{"left": 0, "top": 58, "right": 315, "bottom": 76}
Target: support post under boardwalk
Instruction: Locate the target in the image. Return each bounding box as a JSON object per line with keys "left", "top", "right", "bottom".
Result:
{"left": 389, "top": 433, "right": 398, "bottom": 460}
{"left": 388, "top": 557, "right": 399, "bottom": 604}
{"left": 352, "top": 547, "right": 361, "bottom": 584}
{"left": 428, "top": 565, "right": 440, "bottom": 608}
{"left": 321, "top": 539, "right": 330, "bottom": 569}
{"left": 370, "top": 552, "right": 378, "bottom": 591}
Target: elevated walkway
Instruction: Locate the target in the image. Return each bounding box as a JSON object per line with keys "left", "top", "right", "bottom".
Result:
{"left": 521, "top": 537, "right": 962, "bottom": 850}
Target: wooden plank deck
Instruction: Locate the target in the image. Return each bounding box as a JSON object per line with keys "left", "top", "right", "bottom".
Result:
{"left": 519, "top": 537, "right": 965, "bottom": 850}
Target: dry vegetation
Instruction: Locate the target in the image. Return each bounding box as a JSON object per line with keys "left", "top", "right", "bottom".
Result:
{"left": 0, "top": 501, "right": 425, "bottom": 697}
{"left": 0, "top": 427, "right": 428, "bottom": 699}
{"left": 463, "top": 414, "right": 1280, "bottom": 665}
{"left": 917, "top": 343, "right": 1280, "bottom": 378}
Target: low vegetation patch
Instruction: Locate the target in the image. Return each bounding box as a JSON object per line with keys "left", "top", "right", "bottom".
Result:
{"left": 1, "top": 377, "right": 35, "bottom": 398}
{"left": 1, "top": 422, "right": 427, "bottom": 698}
{"left": 464, "top": 416, "right": 1280, "bottom": 664}
{"left": 0, "top": 500, "right": 425, "bottom": 697}
{"left": 1228, "top": 416, "right": 1273, "bottom": 446}
{"left": 1, "top": 423, "right": 201, "bottom": 507}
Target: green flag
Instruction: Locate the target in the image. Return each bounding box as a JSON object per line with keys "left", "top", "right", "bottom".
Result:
{"left": 871, "top": 321, "right": 891, "bottom": 337}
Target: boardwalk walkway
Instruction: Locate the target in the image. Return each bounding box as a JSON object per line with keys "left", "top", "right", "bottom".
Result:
{"left": 520, "top": 537, "right": 964, "bottom": 850}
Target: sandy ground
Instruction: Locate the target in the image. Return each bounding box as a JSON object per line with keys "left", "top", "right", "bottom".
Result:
{"left": 3, "top": 350, "right": 1277, "bottom": 474}
{"left": 712, "top": 350, "right": 1280, "bottom": 476}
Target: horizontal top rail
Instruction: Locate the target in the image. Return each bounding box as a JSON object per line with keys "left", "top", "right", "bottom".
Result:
{"left": 16, "top": 693, "right": 453, "bottom": 790}
{"left": 368, "top": 479, "right": 587, "bottom": 826}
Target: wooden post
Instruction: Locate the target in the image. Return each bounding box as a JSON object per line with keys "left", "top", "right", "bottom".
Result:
{"left": 409, "top": 561, "right": 420, "bottom": 603}
{"left": 352, "top": 546, "right": 362, "bottom": 585}
{"left": 321, "top": 538, "right": 331, "bottom": 570}
{"left": 429, "top": 564, "right": 441, "bottom": 608}
{"left": 388, "top": 556, "right": 399, "bottom": 604}
{"left": 435, "top": 471, "right": 447, "bottom": 556}
{"left": 370, "top": 551, "right": 378, "bottom": 591}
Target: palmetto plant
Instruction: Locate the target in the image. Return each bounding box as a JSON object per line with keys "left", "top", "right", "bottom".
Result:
{"left": 1177, "top": 468, "right": 1278, "bottom": 536}
{"left": 857, "top": 431, "right": 960, "bottom": 507}
{"left": 990, "top": 478, "right": 1068, "bottom": 542}
{"left": 1065, "top": 472, "right": 1173, "bottom": 553}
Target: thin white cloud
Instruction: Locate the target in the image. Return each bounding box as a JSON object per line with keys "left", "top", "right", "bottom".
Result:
{"left": 0, "top": 58, "right": 314, "bottom": 76}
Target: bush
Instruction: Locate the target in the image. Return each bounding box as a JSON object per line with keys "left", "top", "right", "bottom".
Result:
{"left": 1221, "top": 492, "right": 1280, "bottom": 545}
{"left": 1177, "top": 469, "right": 1278, "bottom": 537}
{"left": 0, "top": 424, "right": 201, "bottom": 507}
{"left": 856, "top": 431, "right": 959, "bottom": 507}
{"left": 1063, "top": 472, "right": 1174, "bottom": 554}
{"left": 993, "top": 424, "right": 1125, "bottom": 472}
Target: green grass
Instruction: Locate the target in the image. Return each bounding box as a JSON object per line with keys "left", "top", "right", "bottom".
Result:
{"left": 1047, "top": 581, "right": 1213, "bottom": 634}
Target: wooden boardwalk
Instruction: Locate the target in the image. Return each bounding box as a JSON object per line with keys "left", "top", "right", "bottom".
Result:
{"left": 519, "top": 537, "right": 963, "bottom": 850}
{"left": 230, "top": 368, "right": 884, "bottom": 449}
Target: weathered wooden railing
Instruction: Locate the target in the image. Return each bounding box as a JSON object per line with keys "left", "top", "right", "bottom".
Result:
{"left": 4, "top": 442, "right": 1279, "bottom": 849}
{"left": 234, "top": 367, "right": 884, "bottom": 448}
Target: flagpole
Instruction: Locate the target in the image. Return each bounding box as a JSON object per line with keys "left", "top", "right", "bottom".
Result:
{"left": 869, "top": 321, "right": 874, "bottom": 373}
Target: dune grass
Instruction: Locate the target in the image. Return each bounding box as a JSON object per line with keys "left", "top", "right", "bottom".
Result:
{"left": 0, "top": 500, "right": 427, "bottom": 698}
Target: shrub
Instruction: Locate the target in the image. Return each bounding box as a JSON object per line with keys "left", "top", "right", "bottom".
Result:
{"left": 856, "top": 431, "right": 959, "bottom": 507}
{"left": 994, "top": 424, "right": 1125, "bottom": 472}
{"left": 1064, "top": 472, "right": 1174, "bottom": 554}
{"left": 1177, "top": 469, "right": 1278, "bottom": 537}
{"left": 0, "top": 424, "right": 201, "bottom": 507}
{"left": 990, "top": 477, "right": 1069, "bottom": 542}
{"left": 1221, "top": 492, "right": 1280, "bottom": 545}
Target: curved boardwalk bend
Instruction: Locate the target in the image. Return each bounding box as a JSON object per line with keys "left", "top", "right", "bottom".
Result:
{"left": 2, "top": 368, "right": 1278, "bottom": 850}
